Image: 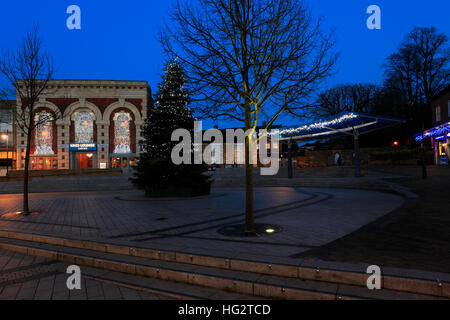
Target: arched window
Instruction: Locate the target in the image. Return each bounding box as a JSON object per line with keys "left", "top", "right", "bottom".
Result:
{"left": 113, "top": 111, "right": 132, "bottom": 154}
{"left": 34, "top": 111, "right": 54, "bottom": 155}
{"left": 74, "top": 111, "right": 94, "bottom": 143}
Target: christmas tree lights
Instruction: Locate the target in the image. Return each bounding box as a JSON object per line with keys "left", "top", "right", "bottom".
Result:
{"left": 131, "top": 59, "right": 211, "bottom": 196}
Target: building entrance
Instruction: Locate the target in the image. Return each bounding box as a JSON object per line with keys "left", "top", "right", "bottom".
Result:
{"left": 437, "top": 140, "right": 449, "bottom": 165}
{"left": 110, "top": 155, "right": 136, "bottom": 169}
{"left": 31, "top": 157, "right": 58, "bottom": 170}
{"left": 76, "top": 153, "right": 94, "bottom": 169}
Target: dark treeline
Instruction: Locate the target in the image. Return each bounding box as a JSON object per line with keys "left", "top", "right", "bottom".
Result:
{"left": 315, "top": 26, "right": 449, "bottom": 148}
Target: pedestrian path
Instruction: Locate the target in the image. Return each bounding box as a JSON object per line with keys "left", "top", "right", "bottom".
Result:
{"left": 0, "top": 187, "right": 403, "bottom": 258}
{"left": 0, "top": 186, "right": 447, "bottom": 300}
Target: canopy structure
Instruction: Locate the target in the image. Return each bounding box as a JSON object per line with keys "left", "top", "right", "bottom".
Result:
{"left": 271, "top": 112, "right": 405, "bottom": 178}
{"left": 413, "top": 121, "right": 450, "bottom": 142}
{"left": 275, "top": 112, "right": 405, "bottom": 141}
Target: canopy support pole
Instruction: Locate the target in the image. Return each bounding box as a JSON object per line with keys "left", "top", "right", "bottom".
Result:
{"left": 287, "top": 138, "right": 293, "bottom": 179}
{"left": 353, "top": 128, "right": 361, "bottom": 178}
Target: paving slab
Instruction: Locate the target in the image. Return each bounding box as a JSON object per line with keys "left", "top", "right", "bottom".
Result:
{"left": 0, "top": 187, "right": 404, "bottom": 262}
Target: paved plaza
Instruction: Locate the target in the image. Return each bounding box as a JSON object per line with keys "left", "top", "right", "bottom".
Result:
{"left": 0, "top": 168, "right": 449, "bottom": 300}
{"left": 0, "top": 186, "right": 404, "bottom": 259}
{"left": 0, "top": 184, "right": 412, "bottom": 300}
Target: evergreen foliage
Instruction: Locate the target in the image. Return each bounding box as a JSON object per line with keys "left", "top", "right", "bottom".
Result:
{"left": 131, "top": 60, "right": 211, "bottom": 196}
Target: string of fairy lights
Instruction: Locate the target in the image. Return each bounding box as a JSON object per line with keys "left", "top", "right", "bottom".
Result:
{"left": 414, "top": 122, "right": 450, "bottom": 142}
{"left": 271, "top": 113, "right": 359, "bottom": 138}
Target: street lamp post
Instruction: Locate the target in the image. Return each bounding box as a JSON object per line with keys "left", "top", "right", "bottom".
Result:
{"left": 353, "top": 128, "right": 361, "bottom": 178}
{"left": 1, "top": 131, "right": 9, "bottom": 176}
{"left": 287, "top": 138, "right": 293, "bottom": 179}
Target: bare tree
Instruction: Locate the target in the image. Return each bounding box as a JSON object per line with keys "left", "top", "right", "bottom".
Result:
{"left": 384, "top": 27, "right": 449, "bottom": 121}
{"left": 383, "top": 27, "right": 449, "bottom": 178}
{"left": 316, "top": 83, "right": 380, "bottom": 118}
{"left": 161, "top": 0, "right": 337, "bottom": 234}
{"left": 0, "top": 27, "right": 58, "bottom": 214}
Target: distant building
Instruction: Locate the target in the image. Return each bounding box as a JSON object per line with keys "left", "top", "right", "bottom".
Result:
{"left": 202, "top": 123, "right": 282, "bottom": 168}
{"left": 13, "top": 80, "right": 151, "bottom": 170}
{"left": 414, "top": 85, "right": 450, "bottom": 165}
{"left": 0, "top": 100, "right": 16, "bottom": 170}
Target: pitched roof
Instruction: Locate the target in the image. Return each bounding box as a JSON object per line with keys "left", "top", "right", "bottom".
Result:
{"left": 432, "top": 84, "right": 450, "bottom": 101}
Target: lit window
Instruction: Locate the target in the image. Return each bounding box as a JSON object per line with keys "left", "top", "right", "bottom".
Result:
{"left": 210, "top": 144, "right": 222, "bottom": 164}
{"left": 74, "top": 111, "right": 94, "bottom": 143}
{"left": 0, "top": 109, "right": 12, "bottom": 134}
{"left": 113, "top": 112, "right": 132, "bottom": 154}
{"left": 234, "top": 144, "right": 244, "bottom": 164}
{"left": 436, "top": 106, "right": 441, "bottom": 122}
{"left": 34, "top": 111, "right": 54, "bottom": 156}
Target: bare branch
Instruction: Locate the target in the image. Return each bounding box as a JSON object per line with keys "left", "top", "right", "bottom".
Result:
{"left": 0, "top": 26, "right": 58, "bottom": 214}
{"left": 160, "top": 0, "right": 337, "bottom": 130}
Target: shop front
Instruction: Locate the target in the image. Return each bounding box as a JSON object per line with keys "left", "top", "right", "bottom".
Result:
{"left": 31, "top": 156, "right": 58, "bottom": 170}
{"left": 414, "top": 122, "right": 450, "bottom": 166}
{"left": 110, "top": 154, "right": 136, "bottom": 170}
{"left": 13, "top": 80, "right": 148, "bottom": 171}
{"left": 69, "top": 143, "right": 98, "bottom": 169}
{"left": 436, "top": 135, "right": 449, "bottom": 165}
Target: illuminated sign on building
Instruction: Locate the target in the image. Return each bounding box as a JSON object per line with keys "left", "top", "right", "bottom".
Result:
{"left": 69, "top": 143, "right": 97, "bottom": 151}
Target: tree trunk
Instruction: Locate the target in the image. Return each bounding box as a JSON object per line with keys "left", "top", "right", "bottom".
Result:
{"left": 287, "top": 139, "right": 293, "bottom": 179}
{"left": 244, "top": 136, "right": 255, "bottom": 235}
{"left": 244, "top": 110, "right": 255, "bottom": 236}
{"left": 23, "top": 111, "right": 33, "bottom": 215}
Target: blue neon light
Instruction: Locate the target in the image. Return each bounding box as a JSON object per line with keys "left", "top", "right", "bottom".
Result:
{"left": 414, "top": 122, "right": 450, "bottom": 142}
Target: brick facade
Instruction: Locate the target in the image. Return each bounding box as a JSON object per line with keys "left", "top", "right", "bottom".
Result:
{"left": 430, "top": 86, "right": 450, "bottom": 165}
{"left": 15, "top": 80, "right": 151, "bottom": 170}
{"left": 431, "top": 86, "right": 450, "bottom": 127}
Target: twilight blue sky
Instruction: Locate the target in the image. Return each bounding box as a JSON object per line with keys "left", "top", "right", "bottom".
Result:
{"left": 0, "top": 0, "right": 448, "bottom": 128}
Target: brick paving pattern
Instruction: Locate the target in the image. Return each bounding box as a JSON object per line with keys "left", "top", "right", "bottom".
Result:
{"left": 0, "top": 167, "right": 445, "bottom": 300}
{"left": 0, "top": 185, "right": 403, "bottom": 259}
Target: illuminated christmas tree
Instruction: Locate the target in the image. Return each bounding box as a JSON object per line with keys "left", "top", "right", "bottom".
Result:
{"left": 131, "top": 59, "right": 211, "bottom": 196}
